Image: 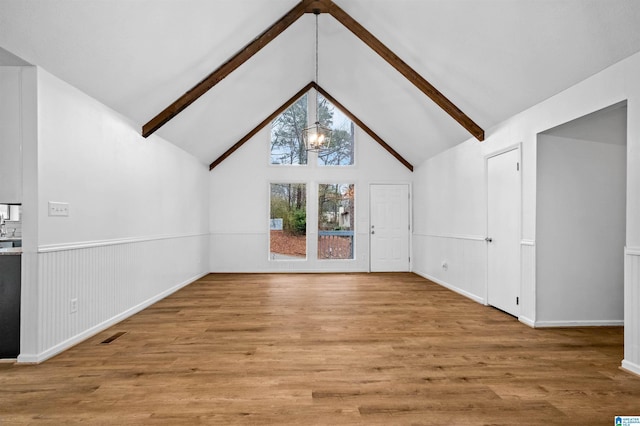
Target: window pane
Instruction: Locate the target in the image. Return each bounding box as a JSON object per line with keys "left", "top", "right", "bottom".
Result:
{"left": 317, "top": 95, "right": 355, "bottom": 166}
{"left": 318, "top": 184, "right": 355, "bottom": 259}
{"left": 270, "top": 94, "right": 308, "bottom": 165}
{"left": 270, "top": 183, "right": 307, "bottom": 259}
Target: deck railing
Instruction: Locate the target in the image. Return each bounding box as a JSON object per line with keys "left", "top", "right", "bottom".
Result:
{"left": 318, "top": 230, "right": 354, "bottom": 259}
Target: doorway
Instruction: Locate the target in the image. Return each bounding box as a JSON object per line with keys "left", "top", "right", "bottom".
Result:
{"left": 536, "top": 102, "right": 627, "bottom": 325}
{"left": 369, "top": 184, "right": 410, "bottom": 272}
{"left": 487, "top": 147, "right": 521, "bottom": 317}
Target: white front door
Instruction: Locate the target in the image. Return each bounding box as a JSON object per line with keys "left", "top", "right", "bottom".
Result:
{"left": 487, "top": 148, "right": 521, "bottom": 316}
{"left": 370, "top": 184, "right": 410, "bottom": 272}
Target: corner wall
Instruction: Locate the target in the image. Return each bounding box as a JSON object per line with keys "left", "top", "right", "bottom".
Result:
{"left": 19, "top": 68, "right": 210, "bottom": 363}
{"left": 412, "top": 141, "right": 487, "bottom": 303}
{"left": 536, "top": 134, "right": 626, "bottom": 325}
{"left": 0, "top": 66, "right": 23, "bottom": 203}
{"left": 412, "top": 51, "right": 640, "bottom": 375}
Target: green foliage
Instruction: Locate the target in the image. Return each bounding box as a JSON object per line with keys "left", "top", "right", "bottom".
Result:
{"left": 270, "top": 183, "right": 307, "bottom": 235}
{"left": 270, "top": 198, "right": 289, "bottom": 222}
{"left": 290, "top": 208, "right": 307, "bottom": 235}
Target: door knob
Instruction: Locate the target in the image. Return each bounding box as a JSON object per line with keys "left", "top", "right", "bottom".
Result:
{"left": 371, "top": 230, "right": 375, "bottom": 235}
{"left": 485, "top": 237, "right": 492, "bottom": 242}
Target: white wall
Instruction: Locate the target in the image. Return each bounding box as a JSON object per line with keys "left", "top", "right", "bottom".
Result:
{"left": 537, "top": 134, "right": 626, "bottom": 325}
{"left": 413, "top": 50, "right": 640, "bottom": 375}
{"left": 0, "top": 67, "right": 24, "bottom": 203}
{"left": 209, "top": 125, "right": 412, "bottom": 272}
{"left": 19, "top": 68, "right": 210, "bottom": 362}
{"left": 412, "top": 141, "right": 487, "bottom": 303}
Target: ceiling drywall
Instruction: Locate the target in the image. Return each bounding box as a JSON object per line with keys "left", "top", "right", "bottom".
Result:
{"left": 541, "top": 101, "right": 627, "bottom": 146}
{"left": 1, "top": 0, "right": 640, "bottom": 166}
{"left": 0, "top": 46, "right": 30, "bottom": 66}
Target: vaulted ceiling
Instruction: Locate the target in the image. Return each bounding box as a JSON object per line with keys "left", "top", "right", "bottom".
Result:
{"left": 2, "top": 0, "right": 640, "bottom": 168}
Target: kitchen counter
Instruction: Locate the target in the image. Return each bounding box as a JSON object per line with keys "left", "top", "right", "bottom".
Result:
{"left": 0, "top": 247, "right": 21, "bottom": 255}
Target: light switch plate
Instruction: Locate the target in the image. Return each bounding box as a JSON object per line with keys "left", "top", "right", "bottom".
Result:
{"left": 48, "top": 201, "right": 69, "bottom": 217}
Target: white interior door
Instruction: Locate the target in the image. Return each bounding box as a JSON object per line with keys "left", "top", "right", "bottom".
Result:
{"left": 487, "top": 149, "right": 521, "bottom": 316}
{"left": 370, "top": 184, "right": 410, "bottom": 272}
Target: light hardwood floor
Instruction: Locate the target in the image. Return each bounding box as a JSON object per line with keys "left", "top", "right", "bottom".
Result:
{"left": 1, "top": 273, "right": 638, "bottom": 425}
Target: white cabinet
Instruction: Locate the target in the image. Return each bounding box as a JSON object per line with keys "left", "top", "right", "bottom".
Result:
{"left": 0, "top": 67, "right": 23, "bottom": 203}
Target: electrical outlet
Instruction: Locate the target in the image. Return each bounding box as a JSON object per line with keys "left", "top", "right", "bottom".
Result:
{"left": 49, "top": 201, "right": 70, "bottom": 217}
{"left": 70, "top": 298, "right": 78, "bottom": 314}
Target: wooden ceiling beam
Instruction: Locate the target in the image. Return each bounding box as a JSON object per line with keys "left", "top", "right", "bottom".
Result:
{"left": 144, "top": 0, "right": 484, "bottom": 145}
{"left": 142, "top": 2, "right": 308, "bottom": 138}
{"left": 303, "top": 0, "right": 333, "bottom": 14}
{"left": 327, "top": 2, "right": 485, "bottom": 141}
{"left": 210, "top": 82, "right": 413, "bottom": 171}
{"left": 311, "top": 82, "right": 413, "bottom": 171}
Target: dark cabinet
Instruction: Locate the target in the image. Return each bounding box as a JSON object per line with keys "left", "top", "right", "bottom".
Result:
{"left": 0, "top": 255, "right": 20, "bottom": 358}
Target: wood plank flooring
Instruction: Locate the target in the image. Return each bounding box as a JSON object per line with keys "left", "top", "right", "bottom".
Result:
{"left": 1, "top": 273, "right": 638, "bottom": 424}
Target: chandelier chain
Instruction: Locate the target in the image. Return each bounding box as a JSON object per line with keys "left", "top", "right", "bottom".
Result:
{"left": 315, "top": 12, "right": 319, "bottom": 123}
{"left": 302, "top": 11, "right": 332, "bottom": 153}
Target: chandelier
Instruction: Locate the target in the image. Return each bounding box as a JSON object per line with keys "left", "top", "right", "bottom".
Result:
{"left": 302, "top": 10, "right": 332, "bottom": 152}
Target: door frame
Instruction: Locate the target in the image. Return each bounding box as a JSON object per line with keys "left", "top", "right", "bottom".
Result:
{"left": 484, "top": 144, "right": 522, "bottom": 313}
{"left": 368, "top": 182, "right": 412, "bottom": 272}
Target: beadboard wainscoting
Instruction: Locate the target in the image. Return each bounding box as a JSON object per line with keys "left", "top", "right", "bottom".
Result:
{"left": 18, "top": 233, "right": 209, "bottom": 363}
{"left": 623, "top": 247, "right": 640, "bottom": 375}
{"left": 413, "top": 233, "right": 487, "bottom": 304}
{"left": 519, "top": 240, "right": 536, "bottom": 327}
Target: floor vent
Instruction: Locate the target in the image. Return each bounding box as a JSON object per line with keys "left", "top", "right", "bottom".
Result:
{"left": 101, "top": 332, "right": 126, "bottom": 344}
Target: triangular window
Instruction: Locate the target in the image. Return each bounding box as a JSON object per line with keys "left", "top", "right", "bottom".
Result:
{"left": 317, "top": 94, "right": 355, "bottom": 166}
{"left": 270, "top": 94, "right": 308, "bottom": 165}
{"left": 270, "top": 90, "right": 355, "bottom": 167}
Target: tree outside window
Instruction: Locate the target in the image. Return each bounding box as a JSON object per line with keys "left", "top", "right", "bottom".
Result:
{"left": 270, "top": 183, "right": 306, "bottom": 259}
{"left": 317, "top": 95, "right": 355, "bottom": 166}
{"left": 270, "top": 92, "right": 354, "bottom": 166}
{"left": 318, "top": 183, "right": 355, "bottom": 259}
{"left": 270, "top": 95, "right": 308, "bottom": 165}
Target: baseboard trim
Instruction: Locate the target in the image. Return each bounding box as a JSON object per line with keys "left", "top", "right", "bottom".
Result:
{"left": 16, "top": 354, "right": 38, "bottom": 363}
{"left": 414, "top": 271, "right": 485, "bottom": 305}
{"left": 621, "top": 359, "right": 640, "bottom": 376}
{"left": 533, "top": 320, "right": 624, "bottom": 328}
{"left": 518, "top": 316, "right": 536, "bottom": 328}
{"left": 17, "top": 271, "right": 208, "bottom": 364}
{"left": 210, "top": 269, "right": 372, "bottom": 274}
